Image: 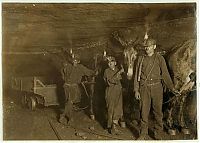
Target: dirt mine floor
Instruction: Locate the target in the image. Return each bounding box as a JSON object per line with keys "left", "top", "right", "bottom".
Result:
{"left": 3, "top": 89, "right": 197, "bottom": 140}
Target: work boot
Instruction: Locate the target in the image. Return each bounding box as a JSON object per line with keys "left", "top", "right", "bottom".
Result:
{"left": 137, "top": 129, "right": 148, "bottom": 140}
{"left": 59, "top": 115, "right": 68, "bottom": 125}
{"left": 107, "top": 127, "right": 113, "bottom": 134}
{"left": 137, "top": 134, "right": 148, "bottom": 140}
{"left": 120, "top": 121, "right": 126, "bottom": 128}
{"left": 112, "top": 123, "right": 122, "bottom": 135}
{"left": 119, "top": 118, "right": 126, "bottom": 128}
{"left": 154, "top": 132, "right": 162, "bottom": 140}
{"left": 113, "top": 123, "right": 117, "bottom": 129}
{"left": 108, "top": 124, "right": 118, "bottom": 135}
{"left": 67, "top": 118, "right": 74, "bottom": 125}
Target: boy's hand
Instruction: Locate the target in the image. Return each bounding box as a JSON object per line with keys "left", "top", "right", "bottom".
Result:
{"left": 119, "top": 66, "right": 124, "bottom": 74}
{"left": 94, "top": 70, "right": 99, "bottom": 76}
{"left": 135, "top": 91, "right": 141, "bottom": 100}
{"left": 120, "top": 68, "right": 125, "bottom": 73}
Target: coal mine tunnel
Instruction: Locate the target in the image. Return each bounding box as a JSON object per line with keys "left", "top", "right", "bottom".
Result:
{"left": 2, "top": 3, "right": 197, "bottom": 140}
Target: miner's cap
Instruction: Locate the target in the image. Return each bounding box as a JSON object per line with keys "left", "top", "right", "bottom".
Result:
{"left": 107, "top": 56, "right": 116, "bottom": 63}
{"left": 72, "top": 54, "right": 80, "bottom": 61}
{"left": 144, "top": 38, "right": 156, "bottom": 47}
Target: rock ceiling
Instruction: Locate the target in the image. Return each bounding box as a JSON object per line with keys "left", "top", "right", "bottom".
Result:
{"left": 3, "top": 3, "right": 196, "bottom": 52}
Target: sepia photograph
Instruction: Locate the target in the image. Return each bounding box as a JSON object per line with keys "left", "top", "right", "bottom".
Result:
{"left": 2, "top": 1, "right": 198, "bottom": 141}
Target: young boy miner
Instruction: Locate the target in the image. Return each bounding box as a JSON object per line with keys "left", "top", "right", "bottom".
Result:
{"left": 103, "top": 56, "right": 124, "bottom": 134}
{"left": 133, "top": 38, "right": 179, "bottom": 140}
{"left": 59, "top": 54, "right": 95, "bottom": 125}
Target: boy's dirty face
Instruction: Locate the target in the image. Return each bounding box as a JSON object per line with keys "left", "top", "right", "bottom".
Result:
{"left": 145, "top": 44, "right": 156, "bottom": 56}
{"left": 72, "top": 60, "right": 79, "bottom": 66}
{"left": 108, "top": 61, "right": 116, "bottom": 69}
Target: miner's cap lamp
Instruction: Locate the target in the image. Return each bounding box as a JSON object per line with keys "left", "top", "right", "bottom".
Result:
{"left": 107, "top": 56, "right": 116, "bottom": 63}
{"left": 72, "top": 54, "right": 80, "bottom": 62}
{"left": 144, "top": 38, "right": 156, "bottom": 47}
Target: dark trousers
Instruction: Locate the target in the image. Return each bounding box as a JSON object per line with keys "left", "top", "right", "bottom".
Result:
{"left": 61, "top": 84, "right": 80, "bottom": 120}
{"left": 139, "top": 83, "right": 163, "bottom": 135}
{"left": 105, "top": 85, "right": 123, "bottom": 128}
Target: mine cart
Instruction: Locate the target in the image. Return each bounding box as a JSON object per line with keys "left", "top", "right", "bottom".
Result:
{"left": 11, "top": 76, "right": 59, "bottom": 110}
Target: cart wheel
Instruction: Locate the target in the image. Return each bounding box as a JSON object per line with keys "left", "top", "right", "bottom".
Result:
{"left": 21, "top": 94, "right": 27, "bottom": 107}
{"left": 28, "top": 97, "right": 37, "bottom": 111}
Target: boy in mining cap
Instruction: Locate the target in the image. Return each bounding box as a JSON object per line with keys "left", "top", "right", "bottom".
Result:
{"left": 103, "top": 56, "right": 125, "bottom": 134}
{"left": 59, "top": 54, "right": 95, "bottom": 125}
{"left": 133, "top": 38, "right": 179, "bottom": 140}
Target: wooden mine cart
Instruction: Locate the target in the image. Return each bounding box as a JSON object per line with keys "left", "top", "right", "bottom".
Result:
{"left": 11, "top": 76, "right": 59, "bottom": 110}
